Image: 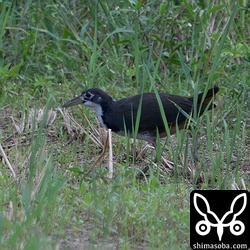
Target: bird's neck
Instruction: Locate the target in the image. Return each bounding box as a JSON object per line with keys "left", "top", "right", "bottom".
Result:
{"left": 93, "top": 100, "right": 114, "bottom": 129}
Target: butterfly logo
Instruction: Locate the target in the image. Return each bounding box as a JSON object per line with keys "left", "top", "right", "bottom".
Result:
{"left": 193, "top": 193, "right": 247, "bottom": 241}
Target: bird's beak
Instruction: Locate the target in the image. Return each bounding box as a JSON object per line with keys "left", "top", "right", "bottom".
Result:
{"left": 63, "top": 95, "right": 83, "bottom": 108}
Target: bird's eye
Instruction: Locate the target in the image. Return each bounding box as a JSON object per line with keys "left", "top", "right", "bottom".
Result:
{"left": 85, "top": 92, "right": 92, "bottom": 99}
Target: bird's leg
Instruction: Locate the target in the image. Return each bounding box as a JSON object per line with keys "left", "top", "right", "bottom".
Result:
{"left": 136, "top": 139, "right": 174, "bottom": 178}
{"left": 136, "top": 143, "right": 154, "bottom": 160}
{"left": 158, "top": 139, "right": 174, "bottom": 170}
{"left": 94, "top": 130, "right": 109, "bottom": 166}
{"left": 85, "top": 129, "right": 109, "bottom": 176}
{"left": 136, "top": 165, "right": 150, "bottom": 178}
{"left": 154, "top": 140, "right": 161, "bottom": 163}
{"left": 193, "top": 135, "right": 199, "bottom": 166}
{"left": 136, "top": 142, "right": 155, "bottom": 178}
{"left": 189, "top": 128, "right": 199, "bottom": 169}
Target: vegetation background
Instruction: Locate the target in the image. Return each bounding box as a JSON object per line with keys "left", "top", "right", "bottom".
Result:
{"left": 0, "top": 0, "right": 249, "bottom": 249}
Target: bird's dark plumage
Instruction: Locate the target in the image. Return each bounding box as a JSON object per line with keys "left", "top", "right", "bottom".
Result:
{"left": 63, "top": 86, "right": 219, "bottom": 143}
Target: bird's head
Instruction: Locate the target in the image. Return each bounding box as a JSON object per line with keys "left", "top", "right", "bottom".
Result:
{"left": 63, "top": 88, "right": 113, "bottom": 110}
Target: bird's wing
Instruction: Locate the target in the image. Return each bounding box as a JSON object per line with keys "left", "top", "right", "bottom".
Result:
{"left": 105, "top": 93, "right": 193, "bottom": 133}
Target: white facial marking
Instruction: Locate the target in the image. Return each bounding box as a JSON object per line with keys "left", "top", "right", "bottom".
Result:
{"left": 83, "top": 100, "right": 107, "bottom": 129}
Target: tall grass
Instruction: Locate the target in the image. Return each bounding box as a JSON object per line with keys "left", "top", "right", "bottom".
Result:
{"left": 0, "top": 97, "right": 64, "bottom": 248}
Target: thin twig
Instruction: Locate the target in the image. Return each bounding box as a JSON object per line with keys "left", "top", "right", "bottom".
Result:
{"left": 59, "top": 108, "right": 103, "bottom": 148}
{"left": 0, "top": 143, "right": 16, "bottom": 179}
{"left": 108, "top": 129, "right": 113, "bottom": 179}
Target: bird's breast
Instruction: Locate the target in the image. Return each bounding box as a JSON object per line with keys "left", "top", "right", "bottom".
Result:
{"left": 90, "top": 103, "right": 108, "bottom": 129}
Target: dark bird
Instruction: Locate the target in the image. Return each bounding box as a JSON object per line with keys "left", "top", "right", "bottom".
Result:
{"left": 63, "top": 86, "right": 219, "bottom": 144}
